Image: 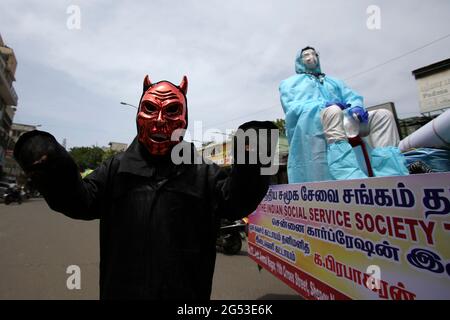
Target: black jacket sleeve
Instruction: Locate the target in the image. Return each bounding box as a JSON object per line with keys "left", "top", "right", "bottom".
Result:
{"left": 13, "top": 130, "right": 110, "bottom": 220}
{"left": 213, "top": 121, "right": 278, "bottom": 221}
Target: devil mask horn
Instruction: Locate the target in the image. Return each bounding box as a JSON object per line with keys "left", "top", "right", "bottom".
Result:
{"left": 143, "top": 75, "right": 152, "bottom": 92}
{"left": 179, "top": 75, "right": 188, "bottom": 95}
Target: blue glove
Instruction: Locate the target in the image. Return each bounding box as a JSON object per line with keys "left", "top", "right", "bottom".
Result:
{"left": 349, "top": 106, "right": 369, "bottom": 124}
{"left": 325, "top": 102, "right": 351, "bottom": 110}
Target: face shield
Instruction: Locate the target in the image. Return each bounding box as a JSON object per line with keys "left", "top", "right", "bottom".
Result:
{"left": 301, "top": 49, "right": 319, "bottom": 71}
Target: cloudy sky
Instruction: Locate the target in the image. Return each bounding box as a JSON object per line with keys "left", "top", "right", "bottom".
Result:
{"left": 1, "top": 0, "right": 449, "bottom": 148}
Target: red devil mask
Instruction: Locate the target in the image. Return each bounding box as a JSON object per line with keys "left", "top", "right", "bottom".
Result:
{"left": 136, "top": 75, "right": 188, "bottom": 156}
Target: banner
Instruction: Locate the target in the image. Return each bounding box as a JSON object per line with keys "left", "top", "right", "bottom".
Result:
{"left": 248, "top": 173, "right": 450, "bottom": 300}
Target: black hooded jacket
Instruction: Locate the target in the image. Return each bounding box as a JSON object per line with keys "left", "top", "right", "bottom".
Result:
{"left": 13, "top": 124, "right": 274, "bottom": 300}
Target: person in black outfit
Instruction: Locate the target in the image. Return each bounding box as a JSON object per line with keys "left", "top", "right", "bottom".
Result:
{"left": 13, "top": 74, "right": 277, "bottom": 300}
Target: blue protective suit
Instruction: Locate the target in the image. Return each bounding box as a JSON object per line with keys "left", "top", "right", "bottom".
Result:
{"left": 279, "top": 51, "right": 408, "bottom": 183}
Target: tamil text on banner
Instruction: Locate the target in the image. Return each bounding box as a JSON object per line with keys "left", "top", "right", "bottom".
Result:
{"left": 247, "top": 172, "right": 450, "bottom": 300}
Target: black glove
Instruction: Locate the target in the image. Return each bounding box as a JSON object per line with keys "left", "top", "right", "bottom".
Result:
{"left": 13, "top": 130, "right": 79, "bottom": 197}
{"left": 13, "top": 130, "right": 67, "bottom": 173}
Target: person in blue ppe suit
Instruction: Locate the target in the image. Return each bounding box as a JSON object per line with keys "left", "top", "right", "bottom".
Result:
{"left": 279, "top": 46, "right": 409, "bottom": 183}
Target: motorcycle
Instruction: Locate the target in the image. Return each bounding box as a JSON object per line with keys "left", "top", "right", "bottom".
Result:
{"left": 216, "top": 218, "right": 248, "bottom": 255}
{"left": 4, "top": 187, "right": 23, "bottom": 205}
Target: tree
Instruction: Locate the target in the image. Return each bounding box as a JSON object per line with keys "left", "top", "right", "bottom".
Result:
{"left": 102, "top": 148, "right": 121, "bottom": 162}
{"left": 273, "top": 118, "right": 286, "bottom": 136}
{"left": 69, "top": 146, "right": 105, "bottom": 171}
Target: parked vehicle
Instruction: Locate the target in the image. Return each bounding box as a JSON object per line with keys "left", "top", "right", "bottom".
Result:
{"left": 0, "top": 182, "right": 10, "bottom": 203}
{"left": 216, "top": 218, "right": 248, "bottom": 255}
{"left": 4, "top": 185, "right": 23, "bottom": 205}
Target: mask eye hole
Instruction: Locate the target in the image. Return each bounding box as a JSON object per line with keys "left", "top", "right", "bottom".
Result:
{"left": 165, "top": 103, "right": 181, "bottom": 115}
{"left": 143, "top": 102, "right": 158, "bottom": 113}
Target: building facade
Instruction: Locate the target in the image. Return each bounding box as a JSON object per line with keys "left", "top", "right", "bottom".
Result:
{"left": 3, "top": 123, "right": 40, "bottom": 182}
{"left": 0, "top": 33, "right": 18, "bottom": 177}
{"left": 412, "top": 58, "right": 450, "bottom": 114}
{"left": 107, "top": 142, "right": 128, "bottom": 152}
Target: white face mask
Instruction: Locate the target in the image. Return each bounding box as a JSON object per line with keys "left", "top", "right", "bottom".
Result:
{"left": 301, "top": 49, "right": 318, "bottom": 70}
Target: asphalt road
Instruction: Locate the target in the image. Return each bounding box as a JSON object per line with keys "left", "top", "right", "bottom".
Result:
{"left": 0, "top": 198, "right": 300, "bottom": 300}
